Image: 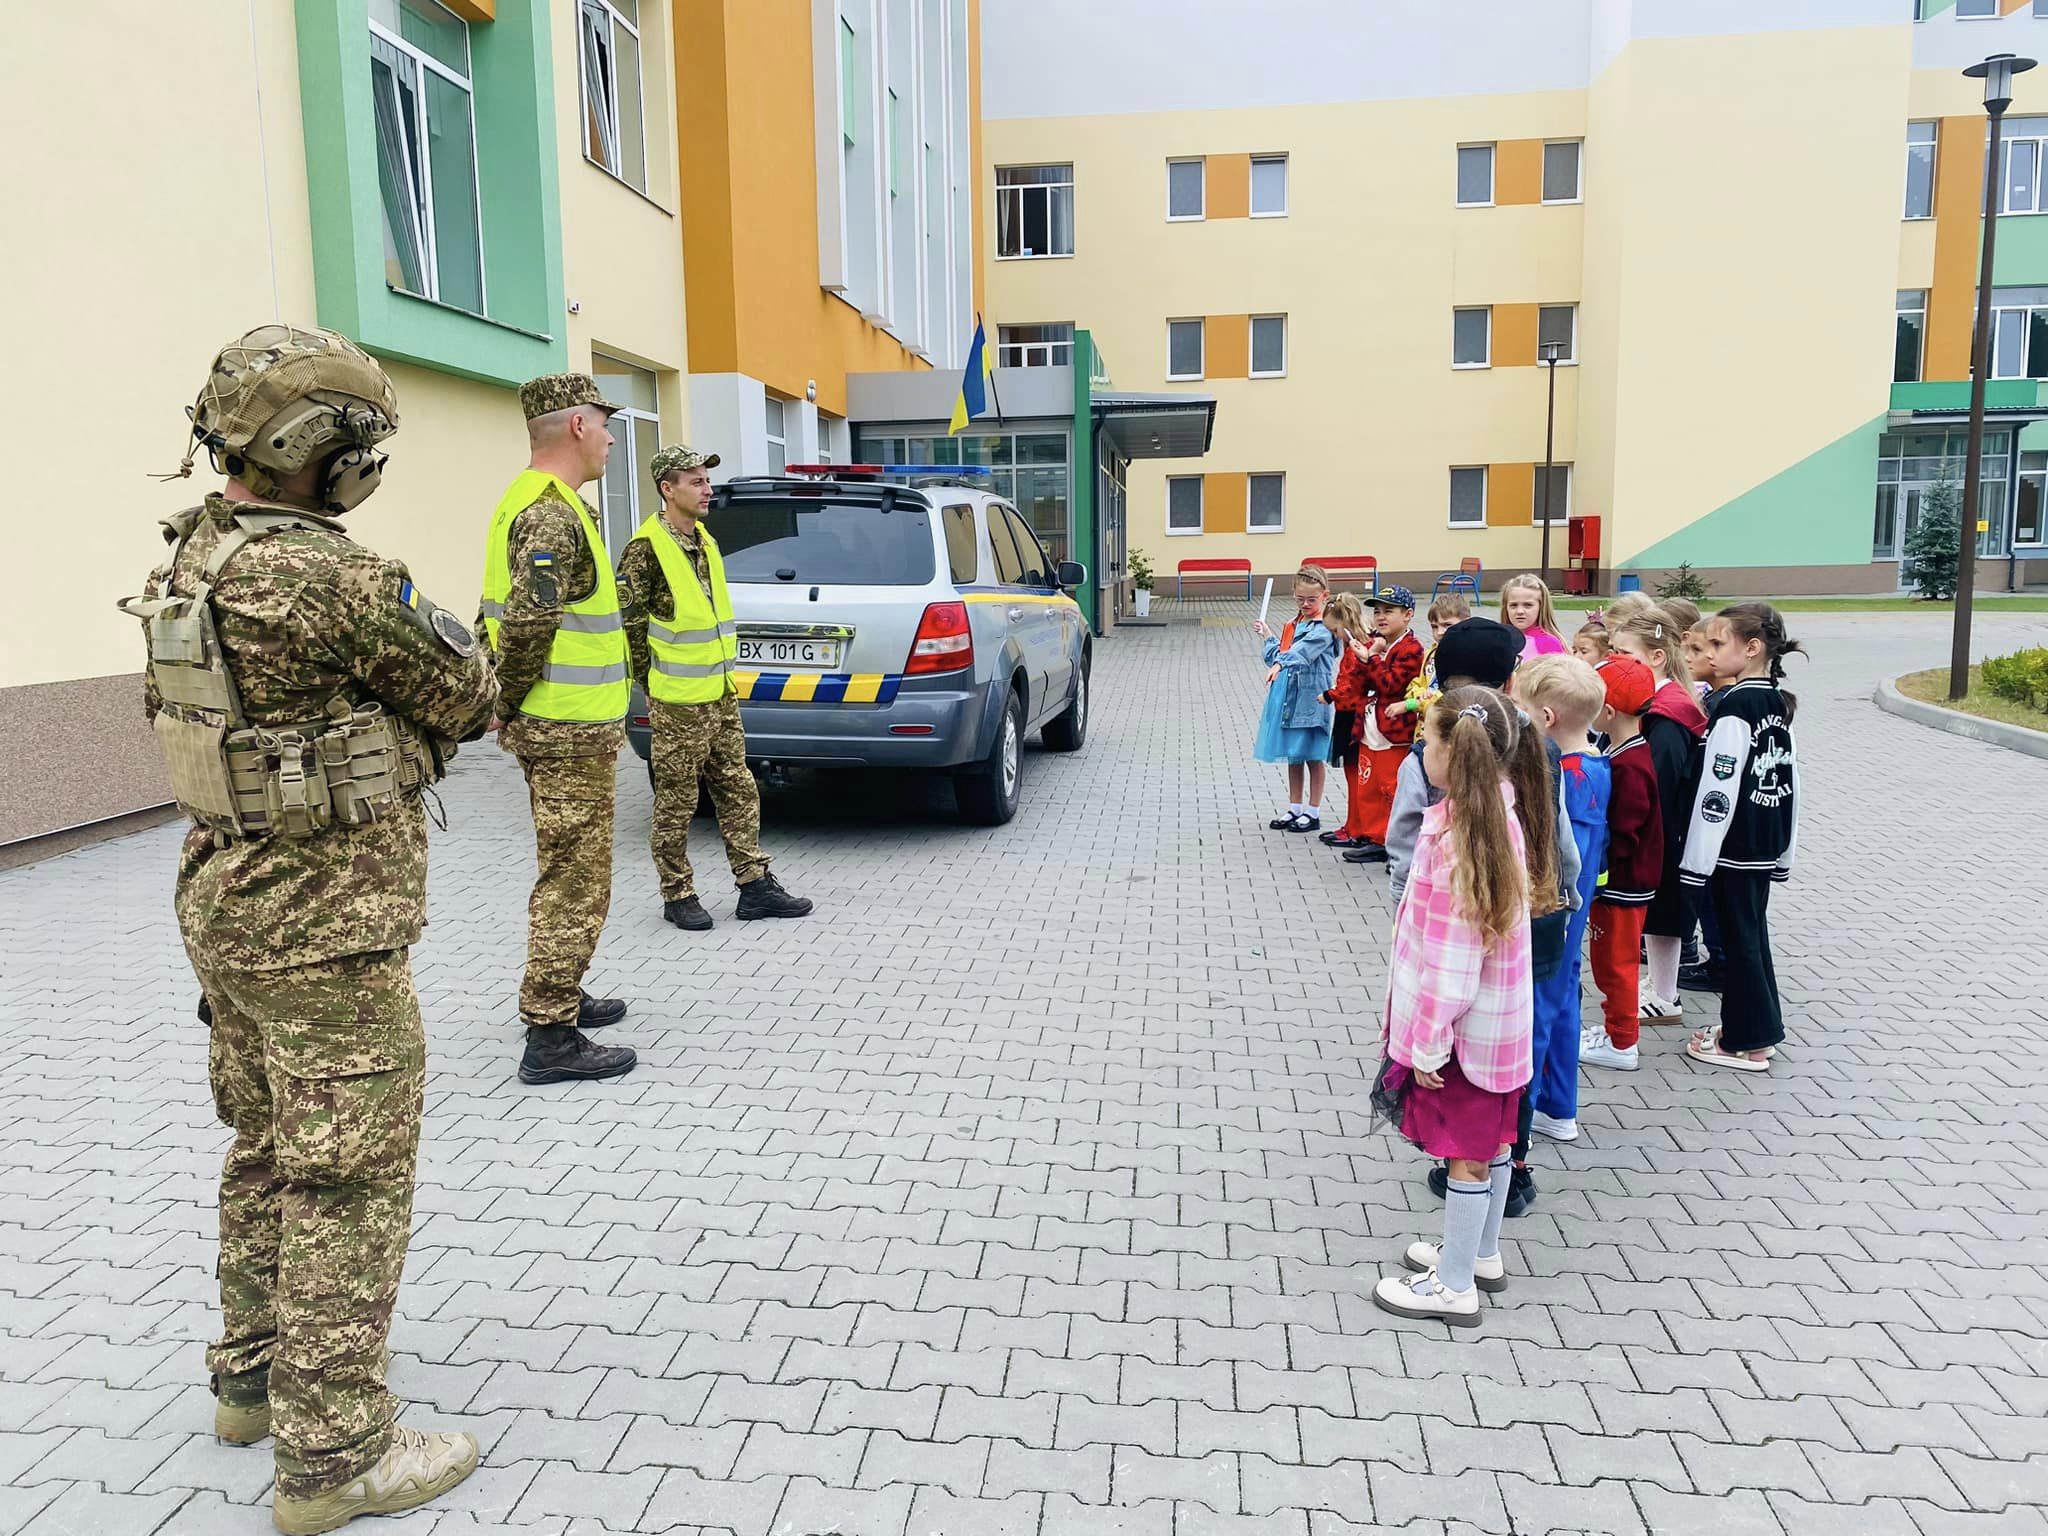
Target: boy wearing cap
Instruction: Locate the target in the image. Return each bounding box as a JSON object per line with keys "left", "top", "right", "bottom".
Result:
{"left": 1583, "top": 654, "right": 1663, "bottom": 1070}
{"left": 1336, "top": 585, "right": 1425, "bottom": 862}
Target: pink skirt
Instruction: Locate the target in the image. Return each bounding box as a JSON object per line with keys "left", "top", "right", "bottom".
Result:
{"left": 1396, "top": 1053, "right": 1523, "bottom": 1163}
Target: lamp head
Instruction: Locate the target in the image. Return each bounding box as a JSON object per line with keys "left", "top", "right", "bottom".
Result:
{"left": 1540, "top": 339, "right": 1566, "bottom": 364}
{"left": 1965, "top": 53, "right": 2037, "bottom": 114}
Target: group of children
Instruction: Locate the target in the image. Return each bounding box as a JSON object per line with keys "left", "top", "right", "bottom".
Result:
{"left": 1251, "top": 567, "right": 1805, "bottom": 1327}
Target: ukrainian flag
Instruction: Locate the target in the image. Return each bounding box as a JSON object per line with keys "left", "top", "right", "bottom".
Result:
{"left": 948, "top": 317, "right": 991, "bottom": 435}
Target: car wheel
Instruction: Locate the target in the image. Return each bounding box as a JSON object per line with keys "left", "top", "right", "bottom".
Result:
{"left": 956, "top": 687, "right": 1024, "bottom": 826}
{"left": 1042, "top": 655, "right": 1089, "bottom": 752}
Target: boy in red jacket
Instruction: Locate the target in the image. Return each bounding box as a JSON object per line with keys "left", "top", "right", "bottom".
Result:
{"left": 1583, "top": 655, "right": 1663, "bottom": 1070}
{"left": 1340, "top": 585, "right": 1427, "bottom": 861}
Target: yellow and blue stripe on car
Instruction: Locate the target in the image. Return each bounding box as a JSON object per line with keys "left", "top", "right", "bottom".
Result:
{"left": 734, "top": 671, "right": 904, "bottom": 704}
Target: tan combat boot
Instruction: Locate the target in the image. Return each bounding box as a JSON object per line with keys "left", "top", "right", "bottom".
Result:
{"left": 215, "top": 1398, "right": 272, "bottom": 1445}
{"left": 270, "top": 1425, "right": 478, "bottom": 1535}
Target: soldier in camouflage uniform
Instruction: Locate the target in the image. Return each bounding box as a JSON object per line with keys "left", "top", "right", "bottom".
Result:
{"left": 618, "top": 445, "right": 813, "bottom": 930}
{"left": 126, "top": 326, "right": 490, "bottom": 1533}
{"left": 482, "top": 374, "right": 638, "bottom": 1085}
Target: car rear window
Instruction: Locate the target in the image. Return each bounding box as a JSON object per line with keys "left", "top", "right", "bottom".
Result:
{"left": 712, "top": 498, "right": 937, "bottom": 586}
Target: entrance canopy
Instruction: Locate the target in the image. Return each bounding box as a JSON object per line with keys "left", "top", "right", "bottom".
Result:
{"left": 1094, "top": 390, "right": 1216, "bottom": 458}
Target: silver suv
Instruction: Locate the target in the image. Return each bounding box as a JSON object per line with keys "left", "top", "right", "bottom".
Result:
{"left": 626, "top": 469, "right": 1089, "bottom": 825}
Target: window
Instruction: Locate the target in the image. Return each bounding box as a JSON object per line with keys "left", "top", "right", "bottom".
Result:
{"left": 579, "top": 0, "right": 647, "bottom": 193}
{"left": 1958, "top": 0, "right": 1997, "bottom": 15}
{"left": 1542, "top": 141, "right": 1582, "bottom": 203}
{"left": 1248, "top": 473, "right": 1285, "bottom": 532}
{"left": 1449, "top": 467, "right": 1487, "bottom": 528}
{"left": 764, "top": 396, "right": 787, "bottom": 471}
{"left": 1002, "top": 506, "right": 1051, "bottom": 585}
{"left": 1251, "top": 154, "right": 1288, "bottom": 216}
{"left": 2001, "top": 117, "right": 2048, "bottom": 216}
{"left": 987, "top": 505, "right": 1028, "bottom": 584}
{"left": 1167, "top": 318, "right": 1205, "bottom": 380}
{"left": 593, "top": 357, "right": 659, "bottom": 558}
{"left": 1453, "top": 307, "right": 1491, "bottom": 368}
{"left": 369, "top": 0, "right": 484, "bottom": 312}
{"left": 839, "top": 18, "right": 857, "bottom": 147}
{"left": 853, "top": 428, "right": 1074, "bottom": 564}
{"left": 1538, "top": 304, "right": 1577, "bottom": 363}
{"left": 1534, "top": 464, "right": 1572, "bottom": 525}
{"left": 2019, "top": 452, "right": 2048, "bottom": 547}
{"left": 719, "top": 498, "right": 937, "bottom": 586}
{"left": 996, "top": 164, "right": 1074, "bottom": 258}
{"left": 941, "top": 504, "right": 980, "bottom": 584}
{"left": 1989, "top": 286, "right": 2048, "bottom": 378}
{"left": 2037, "top": 0, "right": 2048, "bottom": 16}
{"left": 1874, "top": 429, "right": 2011, "bottom": 559}
{"left": 1168, "top": 158, "right": 1205, "bottom": 220}
{"left": 1250, "top": 315, "right": 1287, "bottom": 377}
{"left": 1905, "top": 121, "right": 1937, "bottom": 220}
{"left": 816, "top": 411, "right": 837, "bottom": 463}
{"left": 1457, "top": 144, "right": 1495, "bottom": 206}
{"left": 998, "top": 322, "right": 1074, "bottom": 368}
{"left": 1896, "top": 290, "right": 1927, "bottom": 383}
{"left": 1167, "top": 476, "right": 1204, "bottom": 534}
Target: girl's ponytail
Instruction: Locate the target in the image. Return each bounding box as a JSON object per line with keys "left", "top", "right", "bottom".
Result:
{"left": 1717, "top": 602, "right": 1807, "bottom": 721}
{"left": 1427, "top": 688, "right": 1531, "bottom": 944}
{"left": 1502, "top": 710, "right": 1561, "bottom": 917}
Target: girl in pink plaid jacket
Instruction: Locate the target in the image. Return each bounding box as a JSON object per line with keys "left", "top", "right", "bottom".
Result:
{"left": 1375, "top": 687, "right": 1535, "bottom": 1328}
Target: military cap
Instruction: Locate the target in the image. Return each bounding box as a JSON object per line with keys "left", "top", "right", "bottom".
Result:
{"left": 519, "top": 372, "right": 621, "bottom": 421}
{"left": 1366, "top": 583, "right": 1416, "bottom": 611}
{"left": 649, "top": 443, "right": 722, "bottom": 483}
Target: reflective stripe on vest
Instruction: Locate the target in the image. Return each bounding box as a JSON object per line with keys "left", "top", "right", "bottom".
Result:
{"left": 629, "top": 514, "right": 739, "bottom": 705}
{"left": 481, "top": 471, "right": 630, "bottom": 723}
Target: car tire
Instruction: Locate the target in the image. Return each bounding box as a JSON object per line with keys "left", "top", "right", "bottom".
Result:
{"left": 956, "top": 687, "right": 1024, "bottom": 826}
{"left": 1041, "top": 654, "right": 1089, "bottom": 753}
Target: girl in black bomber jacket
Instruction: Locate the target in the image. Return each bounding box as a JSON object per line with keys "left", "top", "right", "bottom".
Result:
{"left": 1679, "top": 604, "right": 1805, "bottom": 1071}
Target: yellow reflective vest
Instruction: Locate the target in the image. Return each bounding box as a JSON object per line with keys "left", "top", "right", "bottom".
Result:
{"left": 480, "top": 471, "right": 629, "bottom": 723}
{"left": 629, "top": 513, "right": 738, "bottom": 705}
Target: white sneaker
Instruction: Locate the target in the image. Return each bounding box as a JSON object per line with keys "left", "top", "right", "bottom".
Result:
{"left": 1531, "top": 1110, "right": 1579, "bottom": 1142}
{"left": 1372, "top": 1268, "right": 1481, "bottom": 1326}
{"left": 1403, "top": 1240, "right": 1506, "bottom": 1293}
{"left": 1579, "top": 1035, "right": 1639, "bottom": 1071}
{"left": 1639, "top": 992, "right": 1683, "bottom": 1022}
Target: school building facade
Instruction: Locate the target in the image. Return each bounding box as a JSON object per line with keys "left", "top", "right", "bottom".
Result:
{"left": 976, "top": 0, "right": 2048, "bottom": 599}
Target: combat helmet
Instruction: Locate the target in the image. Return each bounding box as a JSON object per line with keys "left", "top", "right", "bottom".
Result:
{"left": 177, "top": 325, "right": 400, "bottom": 512}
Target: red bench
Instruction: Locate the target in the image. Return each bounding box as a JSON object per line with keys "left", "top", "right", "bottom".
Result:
{"left": 1176, "top": 557, "right": 1253, "bottom": 599}
{"left": 1304, "top": 555, "right": 1379, "bottom": 593}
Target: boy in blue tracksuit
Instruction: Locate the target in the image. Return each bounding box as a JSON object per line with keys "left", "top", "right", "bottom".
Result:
{"left": 1515, "top": 656, "right": 1610, "bottom": 1142}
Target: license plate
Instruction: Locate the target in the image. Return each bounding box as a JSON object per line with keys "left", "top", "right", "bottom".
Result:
{"left": 738, "top": 637, "right": 841, "bottom": 670}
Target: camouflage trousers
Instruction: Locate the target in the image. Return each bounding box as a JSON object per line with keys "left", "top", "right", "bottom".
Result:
{"left": 188, "top": 945, "right": 424, "bottom": 1501}
{"left": 650, "top": 696, "right": 768, "bottom": 900}
{"left": 518, "top": 751, "right": 616, "bottom": 1024}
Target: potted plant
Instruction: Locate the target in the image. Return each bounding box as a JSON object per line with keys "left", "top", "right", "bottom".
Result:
{"left": 1130, "top": 547, "right": 1155, "bottom": 617}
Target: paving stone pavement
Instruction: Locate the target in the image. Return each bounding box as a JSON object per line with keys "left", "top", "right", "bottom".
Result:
{"left": 4, "top": 606, "right": 2048, "bottom": 1536}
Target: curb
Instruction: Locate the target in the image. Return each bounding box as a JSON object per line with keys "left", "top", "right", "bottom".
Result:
{"left": 1874, "top": 673, "right": 2048, "bottom": 761}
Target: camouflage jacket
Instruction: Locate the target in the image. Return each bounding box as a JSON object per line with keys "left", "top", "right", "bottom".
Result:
{"left": 495, "top": 489, "right": 625, "bottom": 760}
{"left": 615, "top": 515, "right": 713, "bottom": 692}
{"left": 142, "top": 494, "right": 497, "bottom": 972}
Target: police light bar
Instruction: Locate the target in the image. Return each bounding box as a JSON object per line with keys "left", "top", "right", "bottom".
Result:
{"left": 781, "top": 463, "right": 995, "bottom": 479}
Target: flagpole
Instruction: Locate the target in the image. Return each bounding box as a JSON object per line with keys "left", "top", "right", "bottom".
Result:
{"left": 979, "top": 311, "right": 1007, "bottom": 428}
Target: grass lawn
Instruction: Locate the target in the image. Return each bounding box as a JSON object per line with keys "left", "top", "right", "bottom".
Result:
{"left": 1897, "top": 665, "right": 2048, "bottom": 733}
{"left": 1553, "top": 595, "right": 2048, "bottom": 614}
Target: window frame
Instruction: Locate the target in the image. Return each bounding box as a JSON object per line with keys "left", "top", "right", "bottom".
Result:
{"left": 1247, "top": 472, "right": 1286, "bottom": 534}
{"left": 1167, "top": 318, "right": 1205, "bottom": 382}
{"left": 941, "top": 503, "right": 981, "bottom": 584}
{"left": 995, "top": 163, "right": 1076, "bottom": 260}
{"left": 1250, "top": 153, "right": 1289, "bottom": 218}
{"left": 1165, "top": 475, "right": 1205, "bottom": 536}
{"left": 1448, "top": 466, "right": 1488, "bottom": 529}
{"left": 1988, "top": 286, "right": 2048, "bottom": 379}
{"left": 578, "top": 0, "right": 649, "bottom": 195}
{"left": 368, "top": 0, "right": 487, "bottom": 314}
{"left": 2000, "top": 120, "right": 2048, "bottom": 216}
{"left": 1167, "top": 157, "right": 1206, "bottom": 222}
{"left": 1905, "top": 120, "right": 1938, "bottom": 221}
{"left": 1533, "top": 463, "right": 1573, "bottom": 527}
{"left": 593, "top": 355, "right": 660, "bottom": 563}
{"left": 1456, "top": 143, "right": 1496, "bottom": 208}
{"left": 1896, "top": 289, "right": 1928, "bottom": 384}
{"left": 1537, "top": 304, "right": 1579, "bottom": 366}
{"left": 1249, "top": 314, "right": 1288, "bottom": 379}
{"left": 2017, "top": 450, "right": 2048, "bottom": 547}
{"left": 1001, "top": 504, "right": 1053, "bottom": 586}
{"left": 986, "top": 502, "right": 1030, "bottom": 583}
{"left": 1452, "top": 306, "right": 1492, "bottom": 369}
{"left": 1957, "top": 0, "right": 1999, "bottom": 16}
{"left": 764, "top": 395, "right": 788, "bottom": 471}
{"left": 997, "top": 322, "right": 1075, "bottom": 368}
{"left": 1540, "top": 139, "right": 1583, "bottom": 205}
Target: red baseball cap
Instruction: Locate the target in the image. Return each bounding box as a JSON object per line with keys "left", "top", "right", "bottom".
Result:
{"left": 1597, "top": 654, "right": 1657, "bottom": 715}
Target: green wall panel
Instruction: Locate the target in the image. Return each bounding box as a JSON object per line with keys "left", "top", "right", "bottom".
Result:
{"left": 1890, "top": 380, "right": 2046, "bottom": 411}
{"left": 1626, "top": 415, "right": 1888, "bottom": 569}
{"left": 1991, "top": 212, "right": 2048, "bottom": 287}
{"left": 1072, "top": 329, "right": 1099, "bottom": 633}
{"left": 296, "top": 0, "right": 565, "bottom": 388}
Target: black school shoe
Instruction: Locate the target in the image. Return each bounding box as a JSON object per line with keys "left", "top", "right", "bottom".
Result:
{"left": 1678, "top": 962, "right": 1723, "bottom": 994}
{"left": 1269, "top": 813, "right": 1298, "bottom": 830}
{"left": 1342, "top": 843, "right": 1388, "bottom": 863}
{"left": 1286, "top": 814, "right": 1321, "bottom": 833}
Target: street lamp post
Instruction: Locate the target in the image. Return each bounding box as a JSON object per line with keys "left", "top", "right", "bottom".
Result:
{"left": 1538, "top": 338, "right": 1565, "bottom": 591}
{"left": 1955, "top": 52, "right": 2036, "bottom": 701}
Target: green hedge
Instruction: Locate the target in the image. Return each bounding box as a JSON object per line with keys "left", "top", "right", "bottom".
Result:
{"left": 1981, "top": 647, "right": 2048, "bottom": 712}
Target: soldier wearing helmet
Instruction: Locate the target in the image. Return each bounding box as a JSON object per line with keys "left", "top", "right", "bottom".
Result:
{"left": 120, "top": 325, "right": 494, "bottom": 1533}
{"left": 477, "top": 374, "right": 638, "bottom": 1086}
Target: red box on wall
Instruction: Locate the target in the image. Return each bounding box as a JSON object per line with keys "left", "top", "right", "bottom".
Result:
{"left": 1568, "top": 514, "right": 1601, "bottom": 562}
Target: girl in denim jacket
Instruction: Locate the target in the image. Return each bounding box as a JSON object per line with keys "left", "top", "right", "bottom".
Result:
{"left": 1251, "top": 565, "right": 1338, "bottom": 832}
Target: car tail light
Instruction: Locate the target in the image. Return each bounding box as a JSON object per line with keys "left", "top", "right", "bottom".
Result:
{"left": 904, "top": 601, "right": 973, "bottom": 676}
